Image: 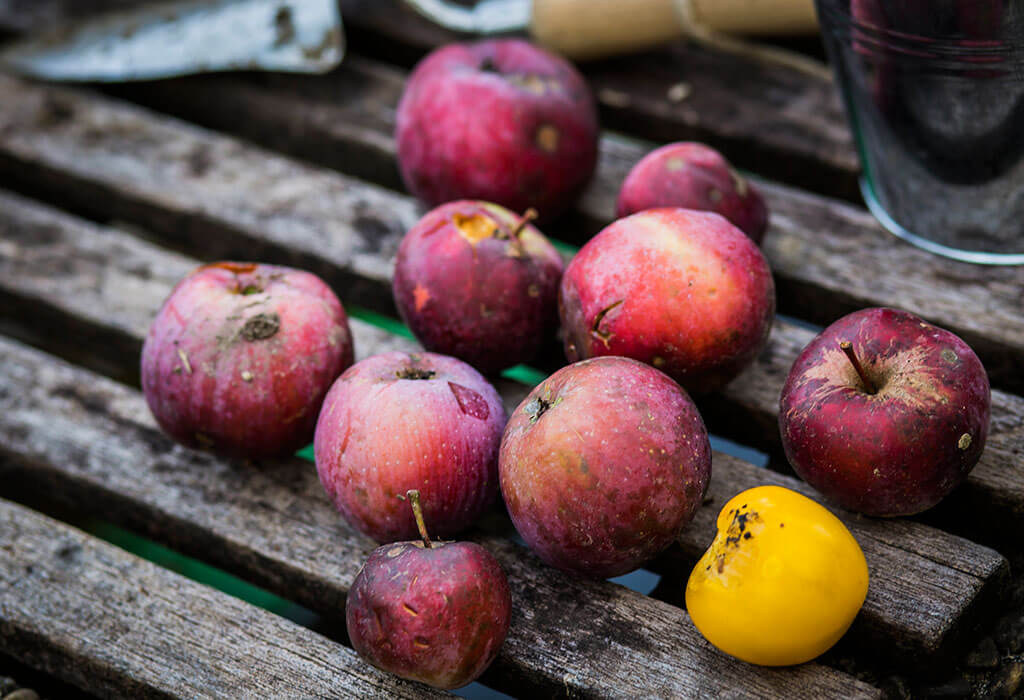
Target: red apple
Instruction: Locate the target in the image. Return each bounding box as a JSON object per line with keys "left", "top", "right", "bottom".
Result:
{"left": 559, "top": 208, "right": 775, "bottom": 395}
{"left": 347, "top": 490, "right": 511, "bottom": 689}
{"left": 140, "top": 261, "right": 353, "bottom": 458}
{"left": 779, "top": 307, "right": 990, "bottom": 516}
{"left": 314, "top": 351, "right": 506, "bottom": 542}
{"left": 499, "top": 356, "right": 712, "bottom": 578}
{"left": 395, "top": 39, "right": 599, "bottom": 220}
{"left": 392, "top": 200, "right": 564, "bottom": 375}
{"left": 616, "top": 143, "right": 768, "bottom": 244}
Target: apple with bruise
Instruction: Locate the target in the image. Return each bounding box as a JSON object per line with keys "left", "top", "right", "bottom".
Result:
{"left": 499, "top": 356, "right": 712, "bottom": 578}
{"left": 346, "top": 490, "right": 511, "bottom": 689}
{"left": 392, "top": 200, "right": 564, "bottom": 375}
{"left": 616, "top": 142, "right": 768, "bottom": 244}
{"left": 779, "top": 307, "right": 990, "bottom": 516}
{"left": 559, "top": 208, "right": 775, "bottom": 395}
{"left": 314, "top": 351, "right": 506, "bottom": 542}
{"left": 140, "top": 262, "right": 354, "bottom": 458}
{"left": 395, "top": 39, "right": 599, "bottom": 220}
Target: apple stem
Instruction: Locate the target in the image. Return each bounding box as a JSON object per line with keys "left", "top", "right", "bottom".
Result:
{"left": 406, "top": 489, "right": 432, "bottom": 549}
{"left": 511, "top": 208, "right": 538, "bottom": 238}
{"left": 839, "top": 341, "right": 877, "bottom": 394}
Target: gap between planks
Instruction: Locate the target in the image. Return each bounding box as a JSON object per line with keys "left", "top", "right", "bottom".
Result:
{"left": 0, "top": 189, "right": 1008, "bottom": 666}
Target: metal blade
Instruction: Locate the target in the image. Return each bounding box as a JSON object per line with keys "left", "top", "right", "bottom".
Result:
{"left": 0, "top": 0, "right": 344, "bottom": 82}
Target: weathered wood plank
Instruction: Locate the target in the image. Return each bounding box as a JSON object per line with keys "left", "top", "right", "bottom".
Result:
{"left": 0, "top": 193, "right": 1007, "bottom": 665}
{"left": 0, "top": 498, "right": 450, "bottom": 700}
{"left": 0, "top": 342, "right": 880, "bottom": 698}
{"left": 0, "top": 0, "right": 859, "bottom": 201}
{"left": 95, "top": 62, "right": 1024, "bottom": 398}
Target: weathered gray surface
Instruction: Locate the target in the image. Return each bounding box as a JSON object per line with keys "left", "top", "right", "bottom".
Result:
{"left": 0, "top": 498, "right": 450, "bottom": 699}
{"left": 0, "top": 339, "right": 879, "bottom": 698}
{"left": 0, "top": 195, "right": 1007, "bottom": 666}
{"left": 90, "top": 62, "right": 1024, "bottom": 397}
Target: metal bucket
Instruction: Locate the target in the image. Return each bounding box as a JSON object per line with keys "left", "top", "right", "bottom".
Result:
{"left": 817, "top": 0, "right": 1024, "bottom": 264}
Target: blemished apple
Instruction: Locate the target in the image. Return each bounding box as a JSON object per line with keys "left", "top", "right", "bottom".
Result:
{"left": 779, "top": 307, "right": 991, "bottom": 516}
{"left": 140, "top": 261, "right": 354, "bottom": 458}
{"left": 392, "top": 200, "right": 564, "bottom": 375}
{"left": 559, "top": 208, "right": 775, "bottom": 395}
{"left": 314, "top": 351, "right": 506, "bottom": 542}
{"left": 616, "top": 142, "right": 768, "bottom": 244}
{"left": 346, "top": 490, "right": 511, "bottom": 689}
{"left": 395, "top": 39, "right": 599, "bottom": 220}
{"left": 499, "top": 356, "right": 712, "bottom": 578}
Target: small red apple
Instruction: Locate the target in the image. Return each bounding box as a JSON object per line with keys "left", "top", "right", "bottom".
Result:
{"left": 395, "top": 39, "right": 599, "bottom": 220}
{"left": 140, "top": 261, "right": 354, "bottom": 458}
{"left": 347, "top": 490, "right": 511, "bottom": 689}
{"left": 499, "top": 356, "right": 712, "bottom": 578}
{"left": 392, "top": 200, "right": 564, "bottom": 375}
{"left": 616, "top": 142, "right": 768, "bottom": 244}
{"left": 779, "top": 307, "right": 991, "bottom": 516}
{"left": 559, "top": 208, "right": 775, "bottom": 395}
{"left": 314, "top": 351, "right": 506, "bottom": 542}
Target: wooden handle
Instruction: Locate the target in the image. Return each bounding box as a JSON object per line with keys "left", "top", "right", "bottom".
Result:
{"left": 529, "top": 0, "right": 819, "bottom": 60}
{"left": 690, "top": 0, "right": 818, "bottom": 36}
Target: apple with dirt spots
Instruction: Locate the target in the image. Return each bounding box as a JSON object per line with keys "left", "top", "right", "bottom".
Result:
{"left": 347, "top": 490, "right": 511, "bottom": 689}
{"left": 499, "top": 356, "right": 712, "bottom": 578}
{"left": 140, "top": 261, "right": 354, "bottom": 458}
{"left": 559, "top": 208, "right": 775, "bottom": 395}
{"left": 314, "top": 351, "right": 506, "bottom": 542}
{"left": 395, "top": 39, "right": 599, "bottom": 220}
{"left": 616, "top": 142, "right": 769, "bottom": 244}
{"left": 779, "top": 307, "right": 990, "bottom": 516}
{"left": 392, "top": 200, "right": 564, "bottom": 375}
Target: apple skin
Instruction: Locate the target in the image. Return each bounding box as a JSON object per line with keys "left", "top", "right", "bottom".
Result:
{"left": 395, "top": 39, "right": 599, "bottom": 220}
{"left": 779, "top": 307, "right": 990, "bottom": 517}
{"left": 347, "top": 538, "right": 511, "bottom": 689}
{"left": 616, "top": 143, "right": 768, "bottom": 245}
{"left": 314, "top": 352, "right": 506, "bottom": 542}
{"left": 559, "top": 208, "right": 775, "bottom": 395}
{"left": 392, "top": 200, "right": 564, "bottom": 375}
{"left": 499, "top": 356, "right": 712, "bottom": 578}
{"left": 140, "top": 262, "right": 354, "bottom": 458}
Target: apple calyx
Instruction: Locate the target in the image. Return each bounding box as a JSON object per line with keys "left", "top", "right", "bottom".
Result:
{"left": 839, "top": 341, "right": 878, "bottom": 395}
{"left": 395, "top": 364, "right": 437, "bottom": 380}
{"left": 524, "top": 395, "right": 552, "bottom": 423}
{"left": 241, "top": 313, "right": 280, "bottom": 342}
{"left": 406, "top": 489, "right": 433, "bottom": 549}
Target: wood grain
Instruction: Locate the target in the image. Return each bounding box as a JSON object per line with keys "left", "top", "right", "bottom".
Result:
{"left": 0, "top": 498, "right": 450, "bottom": 699}
{"left": 93, "top": 62, "right": 1024, "bottom": 398}
{"left": 0, "top": 192, "right": 1007, "bottom": 665}
{"left": 0, "top": 340, "right": 879, "bottom": 698}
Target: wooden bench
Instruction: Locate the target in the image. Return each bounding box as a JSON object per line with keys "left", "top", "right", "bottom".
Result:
{"left": 0, "top": 2, "right": 1020, "bottom": 697}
